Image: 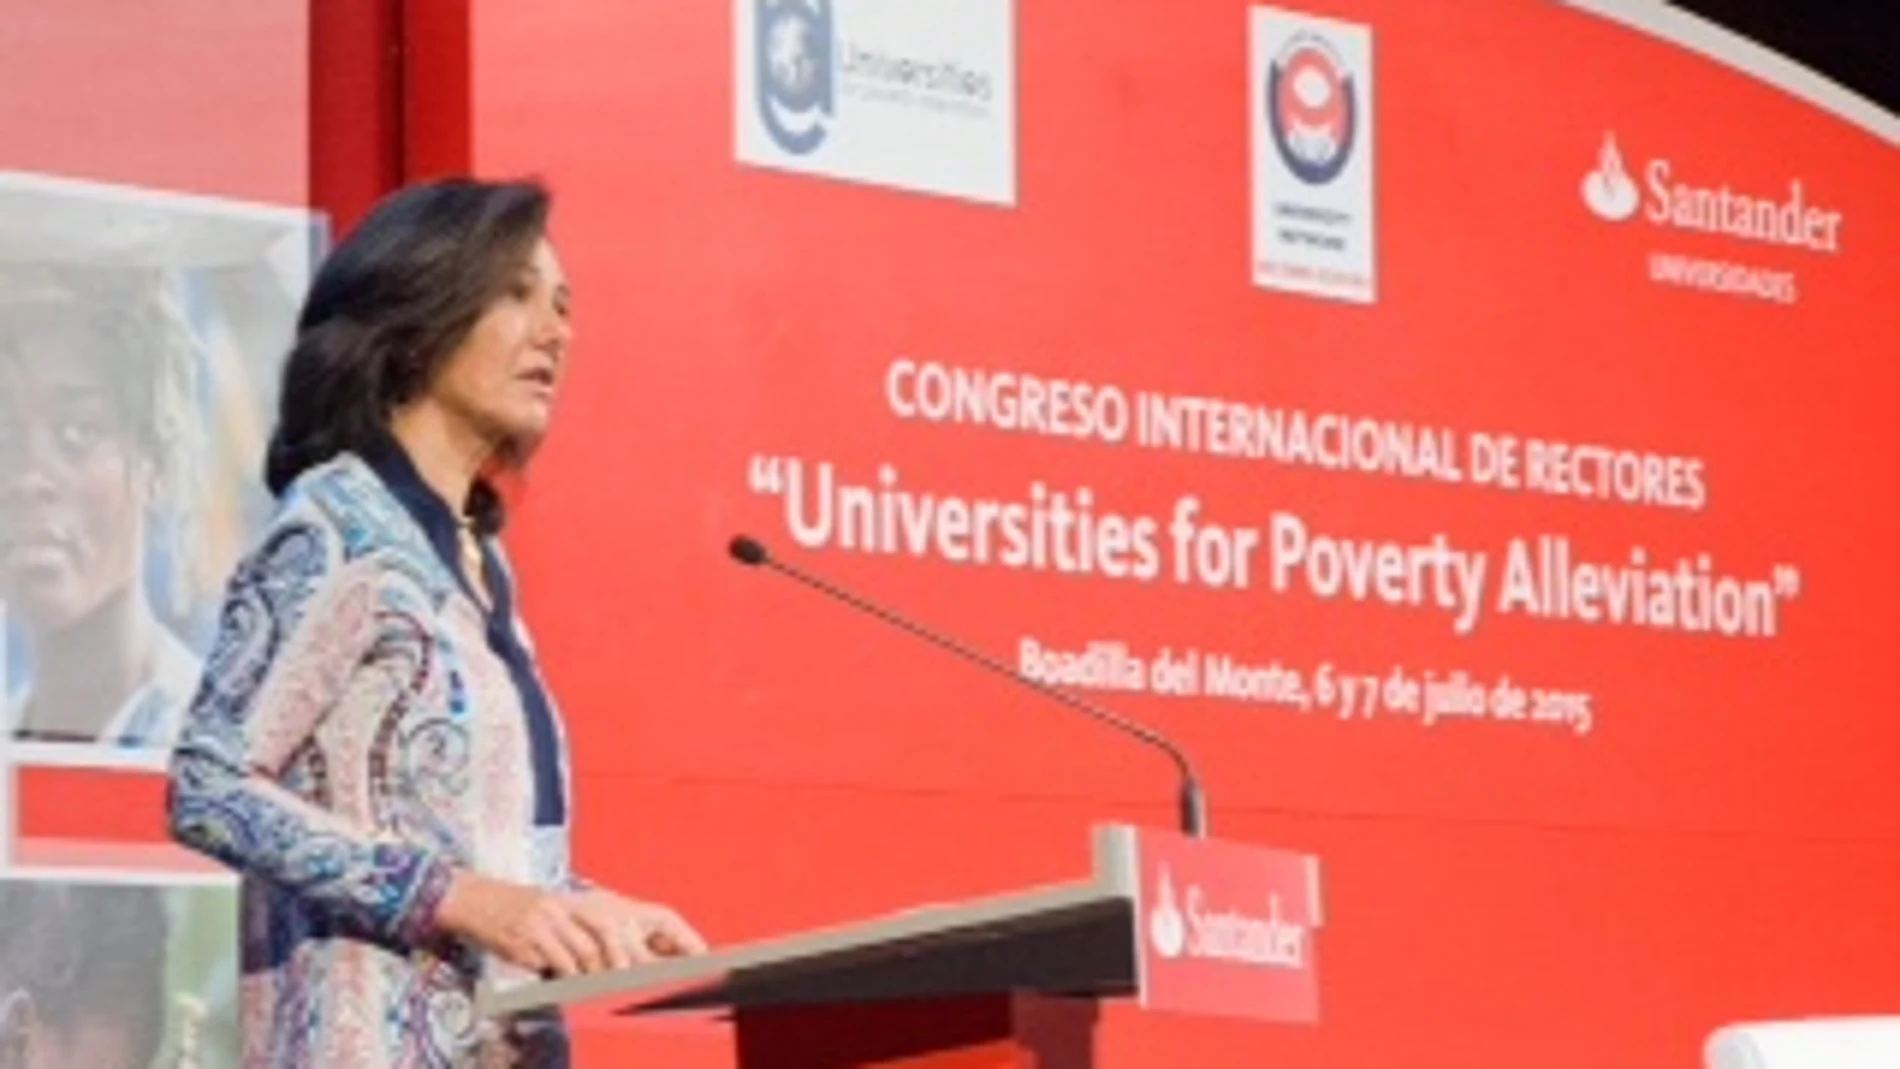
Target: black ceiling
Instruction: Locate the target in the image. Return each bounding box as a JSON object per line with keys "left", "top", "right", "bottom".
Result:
{"left": 1668, "top": 0, "right": 1899, "bottom": 115}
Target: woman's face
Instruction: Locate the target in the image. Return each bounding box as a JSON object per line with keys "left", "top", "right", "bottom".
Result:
{"left": 431, "top": 238, "right": 573, "bottom": 451}
{"left": 0, "top": 317, "right": 150, "bottom": 632}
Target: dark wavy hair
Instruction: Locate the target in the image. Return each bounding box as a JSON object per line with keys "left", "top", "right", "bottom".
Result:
{"left": 264, "top": 177, "right": 553, "bottom": 534}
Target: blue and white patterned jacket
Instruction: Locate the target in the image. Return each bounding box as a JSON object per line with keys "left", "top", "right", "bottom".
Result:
{"left": 167, "top": 440, "right": 581, "bottom": 1068}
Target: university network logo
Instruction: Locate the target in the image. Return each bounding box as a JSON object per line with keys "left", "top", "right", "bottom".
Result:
{"left": 1580, "top": 132, "right": 1639, "bottom": 221}
{"left": 1264, "top": 30, "right": 1359, "bottom": 186}
{"left": 1249, "top": 5, "right": 1375, "bottom": 303}
{"left": 755, "top": 0, "right": 834, "bottom": 155}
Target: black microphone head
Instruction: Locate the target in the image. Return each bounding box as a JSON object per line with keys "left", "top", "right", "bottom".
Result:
{"left": 728, "top": 535, "right": 769, "bottom": 566}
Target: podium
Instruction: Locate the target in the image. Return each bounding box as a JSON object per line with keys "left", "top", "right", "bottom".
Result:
{"left": 478, "top": 824, "right": 1324, "bottom": 1067}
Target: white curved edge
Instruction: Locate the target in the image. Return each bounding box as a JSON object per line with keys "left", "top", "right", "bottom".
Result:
{"left": 1703, "top": 1024, "right": 1766, "bottom": 1069}
{"left": 1557, "top": 0, "right": 1900, "bottom": 147}
{"left": 1704, "top": 1017, "right": 1900, "bottom": 1069}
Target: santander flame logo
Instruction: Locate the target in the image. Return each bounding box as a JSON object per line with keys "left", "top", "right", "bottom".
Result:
{"left": 1148, "top": 865, "right": 1188, "bottom": 959}
{"left": 1581, "top": 132, "right": 1640, "bottom": 222}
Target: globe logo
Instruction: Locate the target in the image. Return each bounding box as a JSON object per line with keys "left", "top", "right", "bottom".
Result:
{"left": 755, "top": 0, "right": 834, "bottom": 155}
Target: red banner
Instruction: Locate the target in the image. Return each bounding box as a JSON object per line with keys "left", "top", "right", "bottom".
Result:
{"left": 6, "top": 1, "right": 1896, "bottom": 1067}
{"left": 456, "top": 2, "right": 1899, "bottom": 1064}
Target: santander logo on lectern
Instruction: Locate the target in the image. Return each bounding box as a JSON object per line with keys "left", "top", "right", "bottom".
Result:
{"left": 1148, "top": 865, "right": 1190, "bottom": 958}
{"left": 1147, "top": 865, "right": 1308, "bottom": 969}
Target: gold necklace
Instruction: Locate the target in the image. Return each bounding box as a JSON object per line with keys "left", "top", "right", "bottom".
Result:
{"left": 456, "top": 518, "right": 490, "bottom": 607}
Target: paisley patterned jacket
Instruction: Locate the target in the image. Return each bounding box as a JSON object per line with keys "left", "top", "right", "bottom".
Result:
{"left": 167, "top": 440, "right": 580, "bottom": 1068}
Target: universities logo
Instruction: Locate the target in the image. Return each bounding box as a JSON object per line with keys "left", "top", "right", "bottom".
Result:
{"left": 735, "top": 0, "right": 1017, "bottom": 206}
{"left": 1249, "top": 5, "right": 1376, "bottom": 304}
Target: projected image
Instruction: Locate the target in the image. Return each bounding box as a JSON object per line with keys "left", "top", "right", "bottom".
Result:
{"left": 0, "top": 173, "right": 321, "bottom": 766}
{"left": 0, "top": 875, "right": 238, "bottom": 1069}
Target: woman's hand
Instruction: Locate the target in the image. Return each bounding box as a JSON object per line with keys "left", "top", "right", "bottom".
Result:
{"left": 434, "top": 871, "right": 611, "bottom": 978}
{"left": 434, "top": 871, "right": 706, "bottom": 978}
{"left": 567, "top": 889, "right": 708, "bottom": 965}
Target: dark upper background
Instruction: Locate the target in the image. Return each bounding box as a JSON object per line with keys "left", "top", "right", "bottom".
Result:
{"left": 1671, "top": 0, "right": 1898, "bottom": 114}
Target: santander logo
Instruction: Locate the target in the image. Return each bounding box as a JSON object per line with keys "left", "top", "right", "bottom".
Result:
{"left": 1581, "top": 132, "right": 1640, "bottom": 222}
{"left": 1147, "top": 866, "right": 1307, "bottom": 969}
{"left": 1581, "top": 130, "right": 1845, "bottom": 253}
{"left": 1148, "top": 866, "right": 1189, "bottom": 959}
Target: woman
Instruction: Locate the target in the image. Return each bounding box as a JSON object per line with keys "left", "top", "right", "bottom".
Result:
{"left": 0, "top": 265, "right": 204, "bottom": 750}
{"left": 166, "top": 177, "right": 704, "bottom": 1068}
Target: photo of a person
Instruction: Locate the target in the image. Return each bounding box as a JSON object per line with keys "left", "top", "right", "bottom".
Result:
{"left": 0, "top": 881, "right": 169, "bottom": 1069}
{"left": 0, "top": 171, "right": 322, "bottom": 764}
{"left": 0, "top": 265, "right": 204, "bottom": 748}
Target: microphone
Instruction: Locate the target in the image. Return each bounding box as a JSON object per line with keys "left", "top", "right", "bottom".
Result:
{"left": 726, "top": 534, "right": 1209, "bottom": 837}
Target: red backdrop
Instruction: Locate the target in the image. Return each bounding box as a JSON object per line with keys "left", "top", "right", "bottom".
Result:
{"left": 0, "top": 1, "right": 307, "bottom": 204}
{"left": 469, "top": 1, "right": 1900, "bottom": 1066}
{"left": 3, "top": 0, "right": 314, "bottom": 846}
{"left": 10, "top": 2, "right": 1898, "bottom": 1067}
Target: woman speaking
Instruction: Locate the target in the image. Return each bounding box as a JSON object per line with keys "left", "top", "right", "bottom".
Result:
{"left": 166, "top": 178, "right": 703, "bottom": 1067}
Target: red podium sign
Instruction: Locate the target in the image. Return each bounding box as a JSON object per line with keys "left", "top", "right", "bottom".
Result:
{"left": 1129, "top": 828, "right": 1324, "bottom": 1023}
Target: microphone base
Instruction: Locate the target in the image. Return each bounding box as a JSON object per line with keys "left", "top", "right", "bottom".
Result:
{"left": 1180, "top": 781, "right": 1209, "bottom": 838}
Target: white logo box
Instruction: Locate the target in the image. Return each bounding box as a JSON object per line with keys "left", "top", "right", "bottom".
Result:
{"left": 735, "top": 0, "right": 1017, "bottom": 207}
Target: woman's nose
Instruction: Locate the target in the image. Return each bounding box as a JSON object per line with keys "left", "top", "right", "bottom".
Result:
{"left": 538, "top": 307, "right": 572, "bottom": 362}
